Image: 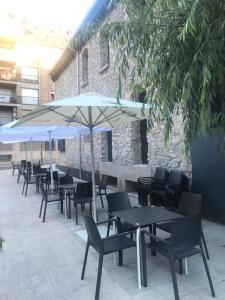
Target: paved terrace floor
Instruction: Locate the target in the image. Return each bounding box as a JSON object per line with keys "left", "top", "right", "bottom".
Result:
{"left": 0, "top": 169, "right": 225, "bottom": 300}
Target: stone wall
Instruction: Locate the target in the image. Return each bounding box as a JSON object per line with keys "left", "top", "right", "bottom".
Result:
{"left": 148, "top": 115, "right": 191, "bottom": 176}
{"left": 53, "top": 4, "right": 191, "bottom": 178}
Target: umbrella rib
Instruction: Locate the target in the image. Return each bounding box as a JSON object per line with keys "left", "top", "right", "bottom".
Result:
{"left": 50, "top": 107, "right": 87, "bottom": 126}
{"left": 13, "top": 107, "right": 51, "bottom": 126}
{"left": 94, "top": 108, "right": 139, "bottom": 127}
{"left": 77, "top": 106, "right": 89, "bottom": 125}
{"left": 66, "top": 107, "right": 81, "bottom": 126}
{"left": 92, "top": 107, "right": 110, "bottom": 126}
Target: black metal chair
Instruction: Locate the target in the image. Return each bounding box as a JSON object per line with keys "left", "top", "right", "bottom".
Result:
{"left": 81, "top": 214, "right": 137, "bottom": 300}
{"left": 96, "top": 175, "right": 109, "bottom": 208}
{"left": 142, "top": 215, "right": 215, "bottom": 300}
{"left": 156, "top": 192, "right": 210, "bottom": 260}
{"left": 138, "top": 167, "right": 169, "bottom": 206}
{"left": 39, "top": 183, "right": 64, "bottom": 222}
{"left": 151, "top": 170, "right": 189, "bottom": 208}
{"left": 22, "top": 170, "right": 36, "bottom": 197}
{"left": 68, "top": 182, "right": 93, "bottom": 225}
{"left": 106, "top": 192, "right": 137, "bottom": 236}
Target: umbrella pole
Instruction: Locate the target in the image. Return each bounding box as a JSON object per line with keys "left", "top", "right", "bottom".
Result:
{"left": 88, "top": 107, "right": 97, "bottom": 222}
{"left": 30, "top": 137, "right": 33, "bottom": 174}
{"left": 48, "top": 131, "right": 54, "bottom": 189}
{"left": 89, "top": 126, "right": 97, "bottom": 222}
{"left": 79, "top": 132, "right": 82, "bottom": 179}
{"left": 24, "top": 142, "right": 27, "bottom": 161}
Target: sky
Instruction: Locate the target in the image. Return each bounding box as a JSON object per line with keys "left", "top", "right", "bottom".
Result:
{"left": 0, "top": 0, "right": 96, "bottom": 34}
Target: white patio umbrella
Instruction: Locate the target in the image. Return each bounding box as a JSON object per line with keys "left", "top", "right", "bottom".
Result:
{"left": 13, "top": 93, "right": 150, "bottom": 221}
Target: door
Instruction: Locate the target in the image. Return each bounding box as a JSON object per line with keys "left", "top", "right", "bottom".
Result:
{"left": 191, "top": 131, "right": 225, "bottom": 224}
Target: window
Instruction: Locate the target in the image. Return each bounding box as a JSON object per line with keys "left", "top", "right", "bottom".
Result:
{"left": 138, "top": 91, "right": 148, "bottom": 164}
{"left": 0, "top": 88, "right": 11, "bottom": 103}
{"left": 107, "top": 131, "right": 112, "bottom": 162}
{"left": 58, "top": 139, "right": 66, "bottom": 152}
{"left": 21, "top": 66, "right": 38, "bottom": 80}
{"left": 21, "top": 88, "right": 38, "bottom": 105}
{"left": 99, "top": 33, "right": 109, "bottom": 72}
{"left": 81, "top": 48, "right": 88, "bottom": 86}
{"left": 45, "top": 140, "right": 55, "bottom": 151}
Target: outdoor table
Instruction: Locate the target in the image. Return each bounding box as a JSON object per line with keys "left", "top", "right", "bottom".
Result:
{"left": 111, "top": 206, "right": 181, "bottom": 289}
{"left": 59, "top": 178, "right": 87, "bottom": 218}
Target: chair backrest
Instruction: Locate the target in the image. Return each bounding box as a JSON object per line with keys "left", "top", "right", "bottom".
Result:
{"left": 39, "top": 168, "right": 48, "bottom": 174}
{"left": 76, "top": 182, "right": 92, "bottom": 198}
{"left": 26, "top": 161, "right": 32, "bottom": 169}
{"left": 33, "top": 164, "right": 40, "bottom": 174}
{"left": 168, "top": 170, "right": 182, "bottom": 185}
{"left": 83, "top": 214, "right": 103, "bottom": 250}
{"left": 170, "top": 215, "right": 201, "bottom": 251}
{"left": 53, "top": 171, "right": 58, "bottom": 181}
{"left": 100, "top": 175, "right": 108, "bottom": 187}
{"left": 106, "top": 192, "right": 131, "bottom": 214}
{"left": 154, "top": 167, "right": 169, "bottom": 181}
{"left": 59, "top": 175, "right": 73, "bottom": 185}
{"left": 167, "top": 170, "right": 189, "bottom": 188}
{"left": 21, "top": 160, "right": 26, "bottom": 167}
{"left": 178, "top": 192, "right": 202, "bottom": 216}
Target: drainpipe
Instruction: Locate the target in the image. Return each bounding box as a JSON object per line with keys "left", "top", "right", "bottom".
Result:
{"left": 76, "top": 51, "right": 82, "bottom": 179}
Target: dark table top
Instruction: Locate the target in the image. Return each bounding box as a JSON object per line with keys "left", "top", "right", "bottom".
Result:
{"left": 60, "top": 183, "right": 78, "bottom": 190}
{"left": 111, "top": 206, "right": 181, "bottom": 227}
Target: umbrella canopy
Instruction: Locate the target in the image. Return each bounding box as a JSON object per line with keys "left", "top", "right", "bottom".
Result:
{"left": 13, "top": 93, "right": 148, "bottom": 128}
{"left": 13, "top": 93, "right": 150, "bottom": 221}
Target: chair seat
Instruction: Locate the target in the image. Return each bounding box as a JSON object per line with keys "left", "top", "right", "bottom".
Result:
{"left": 151, "top": 239, "right": 200, "bottom": 259}
{"left": 156, "top": 221, "right": 172, "bottom": 232}
{"left": 102, "top": 235, "right": 135, "bottom": 254}
{"left": 70, "top": 196, "right": 92, "bottom": 204}
{"left": 46, "top": 194, "right": 63, "bottom": 202}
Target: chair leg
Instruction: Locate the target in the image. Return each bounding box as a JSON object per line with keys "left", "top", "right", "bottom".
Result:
{"left": 39, "top": 198, "right": 44, "bottom": 218}
{"left": 107, "top": 221, "right": 110, "bottom": 237}
{"left": 151, "top": 224, "right": 156, "bottom": 256}
{"left": 81, "top": 242, "right": 89, "bottom": 280}
{"left": 60, "top": 199, "right": 64, "bottom": 214}
{"left": 201, "top": 228, "right": 210, "bottom": 260}
{"left": 118, "top": 250, "right": 123, "bottom": 266}
{"left": 169, "top": 256, "right": 180, "bottom": 300}
{"left": 22, "top": 181, "right": 25, "bottom": 194}
{"left": 95, "top": 254, "right": 103, "bottom": 300}
{"left": 68, "top": 198, "right": 71, "bottom": 218}
{"left": 25, "top": 183, "right": 28, "bottom": 197}
{"left": 200, "top": 248, "right": 215, "bottom": 297}
{"left": 178, "top": 260, "right": 183, "bottom": 275}
{"left": 89, "top": 202, "right": 92, "bottom": 216}
{"left": 99, "top": 188, "right": 104, "bottom": 208}
{"left": 75, "top": 203, "right": 78, "bottom": 225}
{"left": 42, "top": 201, "right": 47, "bottom": 223}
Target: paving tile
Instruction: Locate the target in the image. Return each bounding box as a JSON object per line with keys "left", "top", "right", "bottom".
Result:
{"left": 0, "top": 169, "right": 225, "bottom": 300}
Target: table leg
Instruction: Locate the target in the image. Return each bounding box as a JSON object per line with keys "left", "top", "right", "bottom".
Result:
{"left": 136, "top": 226, "right": 142, "bottom": 290}
{"left": 64, "top": 190, "right": 68, "bottom": 218}
{"left": 184, "top": 258, "right": 188, "bottom": 274}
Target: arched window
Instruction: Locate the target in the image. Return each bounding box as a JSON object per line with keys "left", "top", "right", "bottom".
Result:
{"left": 82, "top": 48, "right": 88, "bottom": 85}
{"left": 99, "top": 33, "right": 109, "bottom": 72}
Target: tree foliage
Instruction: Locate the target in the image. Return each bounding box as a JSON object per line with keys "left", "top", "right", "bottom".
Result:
{"left": 105, "top": 0, "right": 225, "bottom": 153}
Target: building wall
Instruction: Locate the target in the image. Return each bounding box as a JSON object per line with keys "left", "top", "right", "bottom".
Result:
{"left": 53, "top": 4, "right": 191, "bottom": 180}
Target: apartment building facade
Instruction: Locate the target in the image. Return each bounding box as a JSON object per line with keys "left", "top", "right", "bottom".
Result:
{"left": 0, "top": 11, "right": 68, "bottom": 163}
